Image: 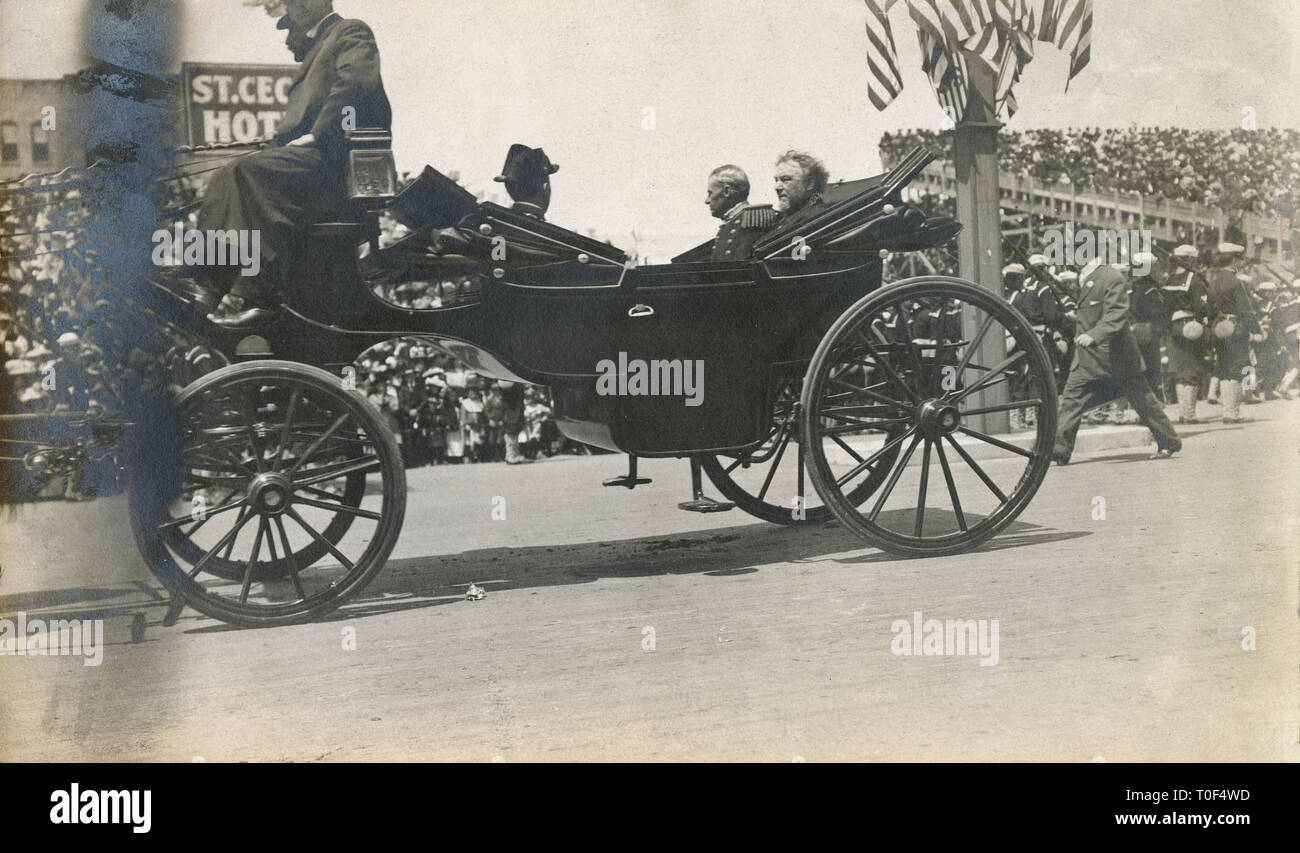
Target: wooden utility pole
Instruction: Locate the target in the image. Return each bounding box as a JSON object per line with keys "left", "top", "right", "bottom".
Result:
{"left": 953, "top": 58, "right": 1010, "bottom": 434}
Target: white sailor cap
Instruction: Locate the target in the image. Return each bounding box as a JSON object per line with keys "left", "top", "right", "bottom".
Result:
{"left": 1217, "top": 242, "right": 1244, "bottom": 254}
{"left": 57, "top": 331, "right": 80, "bottom": 346}
{"left": 1256, "top": 280, "right": 1277, "bottom": 291}
{"left": 1027, "top": 254, "right": 1047, "bottom": 266}
{"left": 1173, "top": 244, "right": 1198, "bottom": 258}
{"left": 1171, "top": 309, "right": 1195, "bottom": 321}
{"left": 1057, "top": 270, "right": 1078, "bottom": 281}
{"left": 1002, "top": 263, "right": 1025, "bottom": 275}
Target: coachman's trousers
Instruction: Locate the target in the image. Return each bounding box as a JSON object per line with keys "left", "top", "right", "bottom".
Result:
{"left": 1053, "top": 371, "right": 1180, "bottom": 462}
{"left": 196, "top": 144, "right": 346, "bottom": 302}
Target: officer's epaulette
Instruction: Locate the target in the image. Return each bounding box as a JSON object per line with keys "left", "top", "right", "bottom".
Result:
{"left": 740, "top": 204, "right": 777, "bottom": 230}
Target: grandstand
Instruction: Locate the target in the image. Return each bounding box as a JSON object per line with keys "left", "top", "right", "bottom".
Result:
{"left": 882, "top": 127, "right": 1299, "bottom": 265}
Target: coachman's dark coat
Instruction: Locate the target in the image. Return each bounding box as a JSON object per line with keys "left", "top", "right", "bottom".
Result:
{"left": 197, "top": 13, "right": 392, "bottom": 278}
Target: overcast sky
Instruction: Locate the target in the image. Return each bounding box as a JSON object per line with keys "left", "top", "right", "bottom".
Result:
{"left": 2, "top": 0, "right": 1296, "bottom": 258}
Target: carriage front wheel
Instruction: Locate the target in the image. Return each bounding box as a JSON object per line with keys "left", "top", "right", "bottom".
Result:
{"left": 800, "top": 276, "right": 1057, "bottom": 557}
{"left": 129, "top": 360, "right": 406, "bottom": 628}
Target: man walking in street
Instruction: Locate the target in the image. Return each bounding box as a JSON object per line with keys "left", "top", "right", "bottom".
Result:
{"left": 1052, "top": 259, "right": 1182, "bottom": 464}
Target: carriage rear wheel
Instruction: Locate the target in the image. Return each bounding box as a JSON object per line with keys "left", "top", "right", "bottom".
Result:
{"left": 129, "top": 360, "right": 406, "bottom": 627}
{"left": 699, "top": 375, "right": 902, "bottom": 525}
{"left": 801, "top": 277, "right": 1057, "bottom": 557}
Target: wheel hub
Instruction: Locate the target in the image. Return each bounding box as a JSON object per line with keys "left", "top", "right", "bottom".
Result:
{"left": 917, "top": 399, "right": 961, "bottom": 436}
{"left": 247, "top": 472, "right": 293, "bottom": 515}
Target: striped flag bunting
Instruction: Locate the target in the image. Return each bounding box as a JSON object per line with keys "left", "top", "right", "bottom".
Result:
{"left": 863, "top": 0, "right": 1093, "bottom": 120}
{"left": 865, "top": 0, "right": 905, "bottom": 111}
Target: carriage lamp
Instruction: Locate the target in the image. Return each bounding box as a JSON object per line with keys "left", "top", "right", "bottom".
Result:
{"left": 479, "top": 224, "right": 493, "bottom": 236}
{"left": 345, "top": 129, "right": 398, "bottom": 207}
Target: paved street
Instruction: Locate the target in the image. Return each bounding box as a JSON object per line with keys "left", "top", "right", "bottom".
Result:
{"left": 1, "top": 401, "right": 1296, "bottom": 762}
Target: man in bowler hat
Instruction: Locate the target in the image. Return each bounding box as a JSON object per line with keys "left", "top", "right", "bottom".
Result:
{"left": 494, "top": 144, "right": 559, "bottom": 220}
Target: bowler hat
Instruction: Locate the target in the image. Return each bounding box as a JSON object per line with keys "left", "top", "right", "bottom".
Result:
{"left": 494, "top": 144, "right": 559, "bottom": 184}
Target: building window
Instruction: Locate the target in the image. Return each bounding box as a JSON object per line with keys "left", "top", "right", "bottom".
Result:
{"left": 30, "top": 122, "right": 49, "bottom": 162}
{"left": 1, "top": 122, "right": 18, "bottom": 162}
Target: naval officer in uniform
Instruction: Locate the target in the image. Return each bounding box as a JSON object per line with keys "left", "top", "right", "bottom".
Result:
{"left": 704, "top": 165, "right": 776, "bottom": 261}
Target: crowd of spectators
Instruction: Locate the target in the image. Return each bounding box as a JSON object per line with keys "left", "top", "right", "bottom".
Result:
{"left": 1, "top": 163, "right": 590, "bottom": 502}
{"left": 881, "top": 127, "right": 1300, "bottom": 220}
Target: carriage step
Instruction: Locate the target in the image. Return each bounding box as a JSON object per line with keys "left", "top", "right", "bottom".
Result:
{"left": 604, "top": 455, "right": 651, "bottom": 489}
{"left": 603, "top": 474, "right": 652, "bottom": 488}
{"left": 677, "top": 497, "right": 735, "bottom": 513}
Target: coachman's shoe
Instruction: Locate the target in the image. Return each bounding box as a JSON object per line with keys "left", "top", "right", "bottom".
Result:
{"left": 207, "top": 294, "right": 275, "bottom": 329}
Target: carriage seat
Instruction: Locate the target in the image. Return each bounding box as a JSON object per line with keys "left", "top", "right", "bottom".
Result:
{"left": 308, "top": 127, "right": 397, "bottom": 239}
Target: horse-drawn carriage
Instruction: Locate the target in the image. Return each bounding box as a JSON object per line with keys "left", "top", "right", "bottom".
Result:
{"left": 89, "top": 141, "right": 1059, "bottom": 627}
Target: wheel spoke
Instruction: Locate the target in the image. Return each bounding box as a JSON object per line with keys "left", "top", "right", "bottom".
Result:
{"left": 821, "top": 404, "right": 910, "bottom": 418}
{"left": 220, "top": 505, "right": 250, "bottom": 561}
{"left": 943, "top": 434, "right": 1008, "bottom": 502}
{"left": 757, "top": 428, "right": 792, "bottom": 502}
{"left": 188, "top": 509, "right": 255, "bottom": 579}
{"left": 287, "top": 413, "right": 352, "bottom": 476}
{"left": 828, "top": 377, "right": 910, "bottom": 410}
{"left": 894, "top": 302, "right": 928, "bottom": 396}
{"left": 835, "top": 426, "right": 916, "bottom": 488}
{"left": 286, "top": 507, "right": 356, "bottom": 572}
{"left": 829, "top": 433, "right": 865, "bottom": 464}
{"left": 935, "top": 439, "right": 967, "bottom": 532}
{"left": 157, "top": 494, "right": 247, "bottom": 532}
{"left": 239, "top": 386, "right": 268, "bottom": 474}
{"left": 299, "top": 484, "right": 348, "bottom": 502}
{"left": 273, "top": 389, "right": 301, "bottom": 471}
{"left": 820, "top": 416, "right": 912, "bottom": 436}
{"left": 949, "top": 350, "right": 1026, "bottom": 403}
{"left": 293, "top": 496, "right": 382, "bottom": 521}
{"left": 955, "top": 425, "right": 1035, "bottom": 459}
{"left": 855, "top": 330, "right": 921, "bottom": 404}
{"left": 914, "top": 438, "right": 931, "bottom": 537}
{"left": 273, "top": 516, "right": 307, "bottom": 600}
{"left": 953, "top": 312, "right": 995, "bottom": 380}
{"left": 292, "top": 455, "right": 380, "bottom": 489}
{"left": 239, "top": 517, "right": 267, "bottom": 604}
{"left": 960, "top": 398, "right": 1041, "bottom": 417}
{"left": 867, "top": 432, "right": 923, "bottom": 523}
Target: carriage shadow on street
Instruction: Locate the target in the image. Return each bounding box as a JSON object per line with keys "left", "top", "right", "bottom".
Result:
{"left": 213, "top": 511, "right": 1091, "bottom": 628}
{"left": 0, "top": 510, "right": 1091, "bottom": 634}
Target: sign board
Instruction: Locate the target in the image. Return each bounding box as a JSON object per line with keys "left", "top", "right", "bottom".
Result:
{"left": 180, "top": 62, "right": 297, "bottom": 147}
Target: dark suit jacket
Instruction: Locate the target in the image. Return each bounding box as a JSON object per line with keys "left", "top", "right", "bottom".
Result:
{"left": 773, "top": 193, "right": 827, "bottom": 234}
{"left": 1071, "top": 262, "right": 1145, "bottom": 380}
{"left": 276, "top": 14, "right": 392, "bottom": 149}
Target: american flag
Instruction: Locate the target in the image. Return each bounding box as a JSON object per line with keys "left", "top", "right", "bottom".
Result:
{"left": 864, "top": 0, "right": 905, "bottom": 111}
{"left": 864, "top": 0, "right": 1092, "bottom": 120}
{"left": 1052, "top": 0, "right": 1094, "bottom": 89}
